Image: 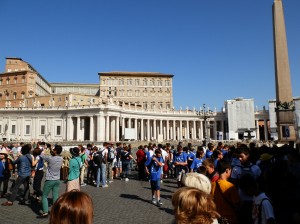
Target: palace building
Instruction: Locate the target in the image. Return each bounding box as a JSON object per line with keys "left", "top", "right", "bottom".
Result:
{"left": 0, "top": 57, "right": 295, "bottom": 143}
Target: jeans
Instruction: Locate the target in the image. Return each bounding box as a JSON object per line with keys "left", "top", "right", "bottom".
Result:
{"left": 96, "top": 163, "right": 107, "bottom": 187}
{"left": 9, "top": 175, "right": 30, "bottom": 202}
{"left": 42, "top": 180, "right": 60, "bottom": 213}
{"left": 0, "top": 177, "right": 9, "bottom": 196}
{"left": 122, "top": 160, "right": 130, "bottom": 178}
{"left": 33, "top": 170, "right": 44, "bottom": 197}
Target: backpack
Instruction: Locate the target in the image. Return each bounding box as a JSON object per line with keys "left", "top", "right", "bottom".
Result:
{"left": 258, "top": 198, "right": 272, "bottom": 224}
{"left": 237, "top": 164, "right": 254, "bottom": 177}
{"left": 107, "top": 148, "right": 115, "bottom": 162}
{"left": 93, "top": 151, "right": 103, "bottom": 165}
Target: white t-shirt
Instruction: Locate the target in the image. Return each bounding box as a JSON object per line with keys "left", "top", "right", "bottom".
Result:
{"left": 252, "top": 193, "right": 275, "bottom": 224}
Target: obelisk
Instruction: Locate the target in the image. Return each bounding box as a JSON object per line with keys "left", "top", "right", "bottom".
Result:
{"left": 272, "top": 0, "right": 295, "bottom": 142}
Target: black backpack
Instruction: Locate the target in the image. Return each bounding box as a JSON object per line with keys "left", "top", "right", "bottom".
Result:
{"left": 93, "top": 151, "right": 103, "bottom": 165}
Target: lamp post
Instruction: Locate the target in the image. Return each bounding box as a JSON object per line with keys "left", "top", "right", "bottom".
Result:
{"left": 196, "top": 104, "right": 214, "bottom": 144}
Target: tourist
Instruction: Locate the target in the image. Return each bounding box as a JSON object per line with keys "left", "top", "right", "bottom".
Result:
{"left": 114, "top": 142, "right": 123, "bottom": 178}
{"left": 136, "top": 145, "right": 146, "bottom": 180}
{"left": 96, "top": 143, "right": 108, "bottom": 188}
{"left": 37, "top": 144, "right": 63, "bottom": 218}
{"left": 173, "top": 145, "right": 188, "bottom": 187}
{"left": 66, "top": 147, "right": 82, "bottom": 192}
{"left": 0, "top": 148, "right": 13, "bottom": 198}
{"left": 190, "top": 146, "right": 205, "bottom": 172}
{"left": 230, "top": 144, "right": 261, "bottom": 224}
{"left": 1, "top": 144, "right": 32, "bottom": 206}
{"left": 120, "top": 145, "right": 133, "bottom": 181}
{"left": 202, "top": 158, "right": 219, "bottom": 182}
{"left": 79, "top": 146, "right": 88, "bottom": 187}
{"left": 32, "top": 147, "right": 44, "bottom": 202}
{"left": 50, "top": 190, "right": 94, "bottom": 224}
{"left": 145, "top": 148, "right": 164, "bottom": 206}
{"left": 211, "top": 161, "right": 240, "bottom": 224}
{"left": 239, "top": 174, "right": 275, "bottom": 224}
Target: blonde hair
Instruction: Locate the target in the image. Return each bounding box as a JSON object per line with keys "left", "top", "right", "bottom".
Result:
{"left": 50, "top": 190, "right": 94, "bottom": 224}
{"left": 172, "top": 187, "right": 219, "bottom": 224}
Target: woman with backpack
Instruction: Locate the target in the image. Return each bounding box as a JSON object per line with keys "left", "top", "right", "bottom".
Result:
{"left": 121, "top": 146, "right": 133, "bottom": 181}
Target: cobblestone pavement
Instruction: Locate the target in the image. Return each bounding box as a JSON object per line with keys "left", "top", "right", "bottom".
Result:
{"left": 0, "top": 172, "right": 177, "bottom": 224}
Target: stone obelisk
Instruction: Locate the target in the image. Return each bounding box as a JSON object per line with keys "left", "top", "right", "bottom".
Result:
{"left": 273, "top": 0, "right": 295, "bottom": 142}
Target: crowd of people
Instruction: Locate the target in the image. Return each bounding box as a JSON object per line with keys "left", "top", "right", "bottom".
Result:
{"left": 0, "top": 140, "right": 299, "bottom": 224}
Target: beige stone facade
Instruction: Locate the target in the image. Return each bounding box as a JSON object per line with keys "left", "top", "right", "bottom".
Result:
{"left": 98, "top": 72, "right": 173, "bottom": 110}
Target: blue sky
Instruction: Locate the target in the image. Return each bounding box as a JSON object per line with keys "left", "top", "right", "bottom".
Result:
{"left": 0, "top": 0, "right": 299, "bottom": 111}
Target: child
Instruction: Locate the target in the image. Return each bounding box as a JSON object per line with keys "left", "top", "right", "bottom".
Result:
{"left": 145, "top": 148, "right": 164, "bottom": 206}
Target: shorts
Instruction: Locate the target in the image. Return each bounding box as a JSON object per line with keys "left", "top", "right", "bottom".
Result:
{"left": 150, "top": 179, "right": 161, "bottom": 191}
{"left": 114, "top": 159, "right": 122, "bottom": 168}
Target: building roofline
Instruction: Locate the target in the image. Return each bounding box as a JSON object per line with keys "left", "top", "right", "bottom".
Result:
{"left": 98, "top": 71, "right": 174, "bottom": 78}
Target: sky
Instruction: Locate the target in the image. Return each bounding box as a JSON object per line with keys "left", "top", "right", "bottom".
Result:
{"left": 0, "top": 0, "right": 299, "bottom": 111}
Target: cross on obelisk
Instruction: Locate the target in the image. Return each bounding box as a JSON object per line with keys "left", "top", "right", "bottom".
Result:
{"left": 273, "top": 0, "right": 295, "bottom": 142}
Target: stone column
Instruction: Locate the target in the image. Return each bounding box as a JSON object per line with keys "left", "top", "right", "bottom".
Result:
{"left": 213, "top": 121, "right": 217, "bottom": 140}
{"left": 89, "top": 116, "right": 94, "bottom": 141}
{"left": 200, "top": 120, "right": 203, "bottom": 139}
{"left": 134, "top": 118, "right": 138, "bottom": 140}
{"left": 193, "top": 120, "right": 196, "bottom": 140}
{"left": 173, "top": 120, "right": 176, "bottom": 140}
{"left": 166, "top": 120, "right": 169, "bottom": 140}
{"left": 179, "top": 120, "right": 182, "bottom": 141}
{"left": 128, "top": 118, "right": 131, "bottom": 128}
{"left": 186, "top": 120, "right": 190, "bottom": 140}
{"left": 141, "top": 119, "right": 144, "bottom": 141}
{"left": 264, "top": 119, "right": 268, "bottom": 141}
{"left": 256, "top": 120, "right": 260, "bottom": 140}
{"left": 116, "top": 116, "right": 120, "bottom": 142}
{"left": 76, "top": 117, "right": 80, "bottom": 141}
{"left": 153, "top": 119, "right": 157, "bottom": 140}
{"left": 122, "top": 117, "right": 125, "bottom": 140}
{"left": 147, "top": 119, "right": 150, "bottom": 141}
{"left": 105, "top": 115, "right": 110, "bottom": 141}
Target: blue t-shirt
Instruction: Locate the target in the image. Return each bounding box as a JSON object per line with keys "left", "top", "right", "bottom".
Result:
{"left": 173, "top": 152, "right": 187, "bottom": 163}
{"left": 150, "top": 156, "right": 164, "bottom": 181}
{"left": 205, "top": 150, "right": 213, "bottom": 159}
{"left": 145, "top": 150, "right": 154, "bottom": 167}
{"left": 187, "top": 152, "right": 195, "bottom": 160}
{"left": 190, "top": 158, "right": 204, "bottom": 171}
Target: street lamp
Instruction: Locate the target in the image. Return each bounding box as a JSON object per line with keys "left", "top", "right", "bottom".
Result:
{"left": 196, "top": 104, "right": 214, "bottom": 145}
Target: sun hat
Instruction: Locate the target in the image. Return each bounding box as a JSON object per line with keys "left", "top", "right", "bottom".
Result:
{"left": 181, "top": 173, "right": 211, "bottom": 194}
{"left": 0, "top": 148, "right": 8, "bottom": 155}
{"left": 259, "top": 153, "right": 273, "bottom": 161}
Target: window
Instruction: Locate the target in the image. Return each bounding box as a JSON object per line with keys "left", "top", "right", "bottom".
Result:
{"left": 143, "top": 79, "right": 147, "bottom": 86}
{"left": 26, "top": 125, "right": 30, "bottom": 135}
{"left": 22, "top": 76, "right": 26, "bottom": 83}
{"left": 149, "top": 80, "right": 153, "bottom": 86}
{"left": 5, "top": 94, "right": 9, "bottom": 100}
{"left": 143, "top": 102, "right": 148, "bottom": 109}
{"left": 127, "top": 79, "right": 132, "bottom": 85}
{"left": 0, "top": 125, "right": 2, "bottom": 133}
{"left": 127, "top": 90, "right": 132, "bottom": 97}
{"left": 0, "top": 79, "right": 2, "bottom": 85}
{"left": 135, "top": 79, "right": 140, "bottom": 86}
{"left": 11, "top": 125, "right": 16, "bottom": 134}
{"left": 158, "top": 89, "right": 162, "bottom": 97}
{"left": 56, "top": 126, "right": 61, "bottom": 135}
{"left": 119, "top": 79, "right": 124, "bottom": 85}
{"left": 165, "top": 80, "right": 170, "bottom": 86}
{"left": 158, "top": 79, "right": 162, "bottom": 86}
{"left": 6, "top": 79, "right": 10, "bottom": 84}
{"left": 135, "top": 90, "right": 140, "bottom": 97}
{"left": 41, "top": 125, "right": 45, "bottom": 135}
{"left": 21, "top": 92, "right": 25, "bottom": 99}
{"left": 14, "top": 78, "right": 17, "bottom": 84}
{"left": 166, "top": 103, "right": 171, "bottom": 109}
{"left": 143, "top": 89, "right": 148, "bottom": 97}
{"left": 13, "top": 92, "right": 17, "bottom": 99}
{"left": 0, "top": 94, "right": 2, "bottom": 100}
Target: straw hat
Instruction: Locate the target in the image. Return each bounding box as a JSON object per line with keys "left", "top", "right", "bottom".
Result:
{"left": 0, "top": 148, "right": 8, "bottom": 155}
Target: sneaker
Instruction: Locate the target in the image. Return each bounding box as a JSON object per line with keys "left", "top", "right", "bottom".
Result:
{"left": 152, "top": 199, "right": 157, "bottom": 205}
{"left": 157, "top": 200, "right": 163, "bottom": 206}
{"left": 125, "top": 178, "right": 129, "bottom": 182}
{"left": 37, "top": 213, "right": 49, "bottom": 219}
{"left": 81, "top": 183, "right": 87, "bottom": 187}
{"left": 102, "top": 184, "right": 109, "bottom": 188}
{"left": 108, "top": 180, "right": 113, "bottom": 183}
